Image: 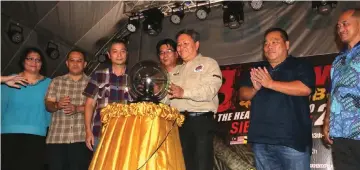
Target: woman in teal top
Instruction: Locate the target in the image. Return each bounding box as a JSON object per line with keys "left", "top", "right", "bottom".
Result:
{"left": 1, "top": 47, "right": 51, "bottom": 170}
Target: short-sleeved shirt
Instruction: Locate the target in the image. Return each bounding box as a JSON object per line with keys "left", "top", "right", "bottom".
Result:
{"left": 45, "top": 74, "right": 89, "bottom": 144}
{"left": 169, "top": 54, "right": 223, "bottom": 113}
{"left": 239, "top": 56, "right": 315, "bottom": 152}
{"left": 329, "top": 42, "right": 360, "bottom": 140}
{"left": 83, "top": 66, "right": 131, "bottom": 137}
{"left": 1, "top": 77, "right": 52, "bottom": 137}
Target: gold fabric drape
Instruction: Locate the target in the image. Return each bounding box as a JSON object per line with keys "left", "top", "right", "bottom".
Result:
{"left": 89, "top": 102, "right": 186, "bottom": 170}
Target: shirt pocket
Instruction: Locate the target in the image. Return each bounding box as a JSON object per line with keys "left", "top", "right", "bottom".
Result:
{"left": 183, "top": 71, "right": 202, "bottom": 88}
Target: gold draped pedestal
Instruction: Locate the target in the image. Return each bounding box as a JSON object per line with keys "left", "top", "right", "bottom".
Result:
{"left": 89, "top": 102, "right": 186, "bottom": 170}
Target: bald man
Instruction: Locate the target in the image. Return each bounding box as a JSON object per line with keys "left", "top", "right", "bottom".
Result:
{"left": 323, "top": 9, "right": 360, "bottom": 170}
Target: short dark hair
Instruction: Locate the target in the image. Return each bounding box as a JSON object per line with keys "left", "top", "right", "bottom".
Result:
{"left": 156, "top": 38, "right": 177, "bottom": 56}
{"left": 264, "top": 27, "right": 289, "bottom": 42}
{"left": 18, "top": 47, "right": 47, "bottom": 75}
{"left": 175, "top": 29, "right": 200, "bottom": 42}
{"left": 67, "top": 49, "right": 87, "bottom": 61}
{"left": 108, "top": 39, "right": 127, "bottom": 52}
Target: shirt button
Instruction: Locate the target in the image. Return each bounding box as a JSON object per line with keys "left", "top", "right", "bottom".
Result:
{"left": 71, "top": 116, "right": 74, "bottom": 119}
{"left": 70, "top": 126, "right": 73, "bottom": 129}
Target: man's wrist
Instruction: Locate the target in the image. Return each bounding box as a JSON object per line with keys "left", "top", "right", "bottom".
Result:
{"left": 54, "top": 102, "right": 59, "bottom": 111}
{"left": 267, "top": 80, "right": 274, "bottom": 89}
{"left": 86, "top": 128, "right": 92, "bottom": 133}
{"left": 74, "top": 105, "right": 78, "bottom": 113}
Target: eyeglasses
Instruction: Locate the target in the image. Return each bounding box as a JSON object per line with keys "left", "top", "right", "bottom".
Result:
{"left": 25, "top": 57, "right": 42, "bottom": 63}
{"left": 159, "top": 49, "right": 175, "bottom": 56}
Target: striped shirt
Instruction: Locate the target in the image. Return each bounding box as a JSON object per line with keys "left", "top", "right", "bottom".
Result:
{"left": 46, "top": 74, "right": 89, "bottom": 144}
{"left": 83, "top": 66, "right": 131, "bottom": 137}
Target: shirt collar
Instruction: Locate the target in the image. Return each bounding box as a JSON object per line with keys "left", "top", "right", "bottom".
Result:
{"left": 340, "top": 41, "right": 360, "bottom": 53}
{"left": 264, "top": 55, "right": 292, "bottom": 71}
{"left": 182, "top": 53, "right": 202, "bottom": 66}
{"left": 109, "top": 65, "right": 127, "bottom": 75}
{"left": 63, "top": 73, "right": 87, "bottom": 81}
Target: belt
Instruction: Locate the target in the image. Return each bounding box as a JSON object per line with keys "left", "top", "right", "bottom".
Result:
{"left": 180, "top": 111, "right": 214, "bottom": 117}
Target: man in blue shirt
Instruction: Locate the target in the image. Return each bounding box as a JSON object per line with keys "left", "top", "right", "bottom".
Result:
{"left": 239, "top": 28, "right": 315, "bottom": 170}
{"left": 323, "top": 9, "right": 360, "bottom": 170}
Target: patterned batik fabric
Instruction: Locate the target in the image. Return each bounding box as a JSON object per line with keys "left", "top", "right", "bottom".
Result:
{"left": 330, "top": 42, "right": 360, "bottom": 140}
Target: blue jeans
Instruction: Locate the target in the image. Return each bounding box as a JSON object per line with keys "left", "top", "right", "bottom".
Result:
{"left": 252, "top": 143, "right": 310, "bottom": 170}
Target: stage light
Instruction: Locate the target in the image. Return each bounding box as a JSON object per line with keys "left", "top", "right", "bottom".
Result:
{"left": 223, "top": 2, "right": 244, "bottom": 29}
{"left": 46, "top": 42, "right": 60, "bottom": 60}
{"left": 142, "top": 8, "right": 164, "bottom": 36}
{"left": 98, "top": 53, "right": 108, "bottom": 63}
{"left": 249, "top": 0, "right": 263, "bottom": 11}
{"left": 283, "top": 0, "right": 295, "bottom": 5}
{"left": 7, "top": 23, "right": 24, "bottom": 44}
{"left": 170, "top": 6, "right": 185, "bottom": 25}
{"left": 126, "top": 15, "right": 139, "bottom": 33}
{"left": 312, "top": 1, "right": 337, "bottom": 15}
{"left": 195, "top": 3, "right": 211, "bottom": 20}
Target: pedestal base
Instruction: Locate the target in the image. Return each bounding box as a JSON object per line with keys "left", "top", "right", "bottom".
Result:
{"left": 89, "top": 102, "right": 185, "bottom": 170}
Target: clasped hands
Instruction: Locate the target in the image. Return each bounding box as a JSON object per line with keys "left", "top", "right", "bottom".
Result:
{"left": 56, "top": 96, "right": 76, "bottom": 114}
{"left": 250, "top": 67, "right": 274, "bottom": 91}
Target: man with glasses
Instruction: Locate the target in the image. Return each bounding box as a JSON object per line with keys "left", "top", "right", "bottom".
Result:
{"left": 168, "top": 29, "right": 223, "bottom": 170}
{"left": 83, "top": 39, "right": 131, "bottom": 152}
{"left": 156, "top": 38, "right": 180, "bottom": 74}
{"left": 156, "top": 38, "right": 181, "bottom": 103}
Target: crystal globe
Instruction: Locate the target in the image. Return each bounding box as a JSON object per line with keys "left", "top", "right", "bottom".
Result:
{"left": 128, "top": 60, "right": 168, "bottom": 103}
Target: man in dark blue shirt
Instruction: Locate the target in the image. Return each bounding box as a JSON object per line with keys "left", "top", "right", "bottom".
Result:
{"left": 239, "top": 28, "right": 315, "bottom": 170}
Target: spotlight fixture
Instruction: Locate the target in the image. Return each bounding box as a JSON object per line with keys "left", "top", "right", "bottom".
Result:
{"left": 249, "top": 0, "right": 264, "bottom": 11}
{"left": 283, "top": 0, "right": 295, "bottom": 5}
{"left": 223, "top": 2, "right": 244, "bottom": 29}
{"left": 46, "top": 42, "right": 60, "bottom": 60}
{"left": 7, "top": 23, "right": 24, "bottom": 44}
{"left": 312, "top": 1, "right": 337, "bottom": 15}
{"left": 142, "top": 8, "right": 164, "bottom": 36}
{"left": 170, "top": 5, "right": 185, "bottom": 25}
{"left": 195, "top": 2, "right": 211, "bottom": 20}
{"left": 98, "top": 53, "right": 108, "bottom": 63}
{"left": 126, "top": 15, "right": 140, "bottom": 33}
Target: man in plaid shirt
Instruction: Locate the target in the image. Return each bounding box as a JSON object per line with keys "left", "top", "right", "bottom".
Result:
{"left": 45, "top": 49, "right": 91, "bottom": 170}
{"left": 83, "top": 39, "right": 131, "bottom": 152}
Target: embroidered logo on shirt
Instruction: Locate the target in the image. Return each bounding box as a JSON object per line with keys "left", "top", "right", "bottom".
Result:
{"left": 172, "top": 71, "right": 180, "bottom": 76}
{"left": 194, "top": 64, "right": 204, "bottom": 72}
